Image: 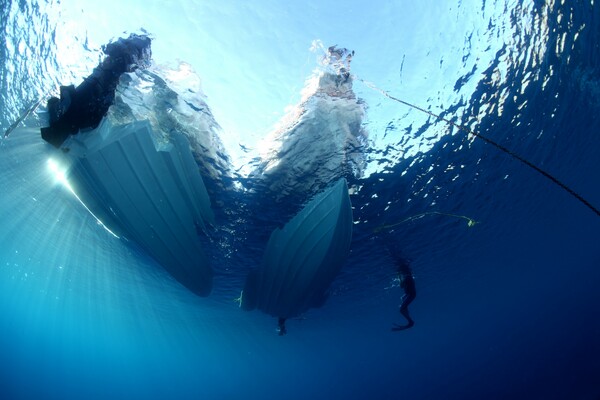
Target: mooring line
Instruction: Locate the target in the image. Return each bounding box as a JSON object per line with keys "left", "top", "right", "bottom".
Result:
{"left": 358, "top": 77, "right": 600, "bottom": 218}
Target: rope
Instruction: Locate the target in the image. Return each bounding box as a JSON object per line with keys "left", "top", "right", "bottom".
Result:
{"left": 358, "top": 78, "right": 600, "bottom": 217}
{"left": 374, "top": 211, "right": 478, "bottom": 233}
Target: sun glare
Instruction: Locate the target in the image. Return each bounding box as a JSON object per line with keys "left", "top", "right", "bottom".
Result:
{"left": 46, "top": 158, "right": 120, "bottom": 238}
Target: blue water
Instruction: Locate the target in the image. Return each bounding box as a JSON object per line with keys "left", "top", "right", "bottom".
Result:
{"left": 1, "top": 1, "right": 600, "bottom": 399}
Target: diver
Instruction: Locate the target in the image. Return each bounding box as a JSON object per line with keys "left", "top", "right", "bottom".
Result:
{"left": 391, "top": 260, "right": 416, "bottom": 331}
{"left": 277, "top": 317, "right": 287, "bottom": 336}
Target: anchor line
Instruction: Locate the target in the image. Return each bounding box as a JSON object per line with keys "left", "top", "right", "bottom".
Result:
{"left": 358, "top": 77, "right": 600, "bottom": 218}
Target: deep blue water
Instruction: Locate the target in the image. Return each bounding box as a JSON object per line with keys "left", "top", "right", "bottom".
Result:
{"left": 1, "top": 1, "right": 600, "bottom": 399}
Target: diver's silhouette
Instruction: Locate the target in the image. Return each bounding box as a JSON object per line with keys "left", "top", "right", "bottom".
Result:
{"left": 277, "top": 317, "right": 287, "bottom": 336}
{"left": 392, "top": 260, "right": 416, "bottom": 331}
